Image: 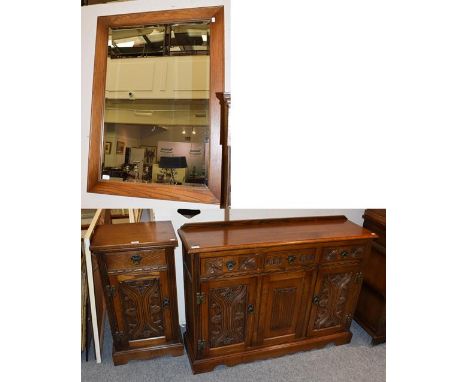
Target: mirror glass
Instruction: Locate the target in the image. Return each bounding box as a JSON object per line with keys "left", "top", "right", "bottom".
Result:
{"left": 101, "top": 22, "right": 210, "bottom": 187}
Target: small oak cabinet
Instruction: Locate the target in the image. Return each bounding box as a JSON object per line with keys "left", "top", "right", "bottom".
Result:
{"left": 178, "top": 216, "right": 376, "bottom": 374}
{"left": 90, "top": 222, "right": 184, "bottom": 365}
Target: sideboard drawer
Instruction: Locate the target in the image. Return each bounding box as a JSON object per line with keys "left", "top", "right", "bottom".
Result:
{"left": 322, "top": 245, "right": 364, "bottom": 263}
{"left": 264, "top": 248, "right": 317, "bottom": 272}
{"left": 105, "top": 249, "right": 166, "bottom": 272}
{"left": 200, "top": 254, "right": 260, "bottom": 279}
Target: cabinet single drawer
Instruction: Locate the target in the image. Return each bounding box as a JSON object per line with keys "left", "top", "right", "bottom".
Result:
{"left": 105, "top": 249, "right": 166, "bottom": 272}
{"left": 264, "top": 248, "right": 317, "bottom": 272}
{"left": 200, "top": 254, "right": 260, "bottom": 278}
{"left": 322, "top": 245, "right": 364, "bottom": 263}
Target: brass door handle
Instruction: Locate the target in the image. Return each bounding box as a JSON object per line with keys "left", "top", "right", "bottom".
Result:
{"left": 247, "top": 304, "right": 254, "bottom": 314}
{"left": 131, "top": 254, "right": 142, "bottom": 264}
{"left": 226, "top": 260, "right": 236, "bottom": 271}
{"left": 162, "top": 297, "right": 170, "bottom": 308}
{"left": 313, "top": 296, "right": 320, "bottom": 305}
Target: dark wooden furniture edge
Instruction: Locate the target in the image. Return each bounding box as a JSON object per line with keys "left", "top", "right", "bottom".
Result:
{"left": 354, "top": 209, "right": 386, "bottom": 345}
{"left": 353, "top": 315, "right": 386, "bottom": 345}
{"left": 184, "top": 331, "right": 352, "bottom": 374}
{"left": 87, "top": 6, "right": 226, "bottom": 205}
{"left": 362, "top": 209, "right": 386, "bottom": 226}
{"left": 217, "top": 92, "right": 231, "bottom": 208}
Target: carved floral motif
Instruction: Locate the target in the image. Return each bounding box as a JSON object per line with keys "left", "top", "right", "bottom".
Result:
{"left": 204, "top": 258, "right": 223, "bottom": 276}
{"left": 324, "top": 247, "right": 363, "bottom": 261}
{"left": 209, "top": 285, "right": 247, "bottom": 348}
{"left": 119, "top": 278, "right": 164, "bottom": 340}
{"left": 238, "top": 256, "right": 257, "bottom": 271}
{"left": 314, "top": 272, "right": 352, "bottom": 329}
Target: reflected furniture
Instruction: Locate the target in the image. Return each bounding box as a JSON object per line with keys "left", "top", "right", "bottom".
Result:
{"left": 178, "top": 216, "right": 377, "bottom": 374}
{"left": 152, "top": 164, "right": 186, "bottom": 185}
{"left": 354, "top": 209, "right": 386, "bottom": 344}
{"left": 159, "top": 156, "right": 188, "bottom": 185}
{"left": 90, "top": 221, "right": 184, "bottom": 365}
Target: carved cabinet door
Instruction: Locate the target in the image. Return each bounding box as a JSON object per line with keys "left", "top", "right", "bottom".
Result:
{"left": 257, "top": 270, "right": 315, "bottom": 346}
{"left": 199, "top": 276, "right": 258, "bottom": 357}
{"left": 107, "top": 271, "right": 173, "bottom": 350}
{"left": 306, "top": 263, "right": 363, "bottom": 337}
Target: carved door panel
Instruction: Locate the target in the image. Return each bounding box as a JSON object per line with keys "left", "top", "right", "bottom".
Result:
{"left": 108, "top": 271, "right": 173, "bottom": 350}
{"left": 306, "top": 263, "right": 362, "bottom": 337}
{"left": 199, "top": 276, "right": 258, "bottom": 357}
{"left": 257, "top": 270, "right": 315, "bottom": 346}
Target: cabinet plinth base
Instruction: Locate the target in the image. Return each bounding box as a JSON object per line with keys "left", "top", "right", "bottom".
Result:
{"left": 184, "top": 331, "right": 352, "bottom": 374}
{"left": 112, "top": 341, "right": 184, "bottom": 366}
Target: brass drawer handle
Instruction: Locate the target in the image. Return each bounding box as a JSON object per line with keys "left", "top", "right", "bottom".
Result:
{"left": 131, "top": 254, "right": 142, "bottom": 265}
{"left": 226, "top": 260, "right": 236, "bottom": 271}
{"left": 287, "top": 255, "right": 296, "bottom": 264}
{"left": 247, "top": 304, "right": 254, "bottom": 314}
{"left": 313, "top": 295, "right": 320, "bottom": 305}
{"left": 341, "top": 251, "right": 349, "bottom": 258}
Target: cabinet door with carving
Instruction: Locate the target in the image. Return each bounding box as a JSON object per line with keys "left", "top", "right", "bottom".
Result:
{"left": 257, "top": 270, "right": 315, "bottom": 346}
{"left": 107, "top": 271, "right": 173, "bottom": 350}
{"left": 199, "top": 276, "right": 257, "bottom": 357}
{"left": 306, "top": 263, "right": 363, "bottom": 337}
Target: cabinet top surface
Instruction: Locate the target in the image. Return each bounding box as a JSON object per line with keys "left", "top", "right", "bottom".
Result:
{"left": 178, "top": 215, "right": 376, "bottom": 253}
{"left": 90, "top": 221, "right": 177, "bottom": 251}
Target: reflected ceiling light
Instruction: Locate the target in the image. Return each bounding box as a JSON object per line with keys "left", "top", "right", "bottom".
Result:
{"left": 202, "top": 34, "right": 207, "bottom": 42}
{"left": 192, "top": 127, "right": 196, "bottom": 135}
{"left": 182, "top": 127, "right": 186, "bottom": 135}
{"left": 116, "top": 41, "right": 135, "bottom": 48}
{"left": 134, "top": 111, "right": 153, "bottom": 116}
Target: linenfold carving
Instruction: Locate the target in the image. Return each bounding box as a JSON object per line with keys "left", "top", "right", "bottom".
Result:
{"left": 270, "top": 287, "right": 297, "bottom": 330}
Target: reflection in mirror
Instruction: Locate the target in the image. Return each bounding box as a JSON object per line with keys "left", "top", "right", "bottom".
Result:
{"left": 101, "top": 22, "right": 210, "bottom": 187}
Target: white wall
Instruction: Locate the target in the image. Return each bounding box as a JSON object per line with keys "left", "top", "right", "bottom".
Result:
{"left": 154, "top": 208, "right": 364, "bottom": 325}
{"left": 82, "top": 0, "right": 231, "bottom": 208}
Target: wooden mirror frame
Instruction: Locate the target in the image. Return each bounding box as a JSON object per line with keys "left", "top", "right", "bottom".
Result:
{"left": 87, "top": 6, "right": 227, "bottom": 205}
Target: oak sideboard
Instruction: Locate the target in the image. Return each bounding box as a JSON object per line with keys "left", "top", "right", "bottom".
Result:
{"left": 178, "top": 215, "right": 377, "bottom": 373}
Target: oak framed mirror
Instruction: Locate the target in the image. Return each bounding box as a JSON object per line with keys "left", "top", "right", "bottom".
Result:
{"left": 87, "top": 6, "right": 228, "bottom": 205}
